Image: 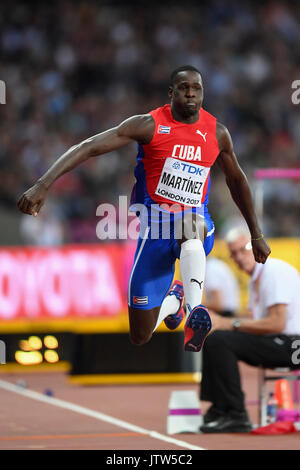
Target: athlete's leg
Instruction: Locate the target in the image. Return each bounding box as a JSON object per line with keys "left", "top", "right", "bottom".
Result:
{"left": 177, "top": 212, "right": 208, "bottom": 313}
{"left": 128, "top": 305, "right": 160, "bottom": 346}
{"left": 173, "top": 210, "right": 215, "bottom": 351}
{"left": 153, "top": 284, "right": 182, "bottom": 331}
{"left": 129, "top": 289, "right": 183, "bottom": 345}
{"left": 128, "top": 230, "right": 178, "bottom": 346}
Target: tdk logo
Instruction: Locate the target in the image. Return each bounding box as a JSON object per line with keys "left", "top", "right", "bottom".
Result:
{"left": 172, "top": 162, "right": 181, "bottom": 170}
{"left": 180, "top": 163, "right": 204, "bottom": 175}
{"left": 172, "top": 161, "right": 204, "bottom": 175}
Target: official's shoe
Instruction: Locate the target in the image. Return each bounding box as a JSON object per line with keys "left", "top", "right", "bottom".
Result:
{"left": 184, "top": 305, "right": 211, "bottom": 352}
{"left": 164, "top": 280, "right": 185, "bottom": 330}
{"left": 203, "top": 405, "right": 225, "bottom": 424}
{"left": 200, "top": 410, "right": 252, "bottom": 433}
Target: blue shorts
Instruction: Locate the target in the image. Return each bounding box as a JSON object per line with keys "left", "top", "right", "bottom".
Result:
{"left": 128, "top": 206, "right": 215, "bottom": 309}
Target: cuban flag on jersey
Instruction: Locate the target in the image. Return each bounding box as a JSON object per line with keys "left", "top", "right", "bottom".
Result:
{"left": 158, "top": 124, "right": 171, "bottom": 134}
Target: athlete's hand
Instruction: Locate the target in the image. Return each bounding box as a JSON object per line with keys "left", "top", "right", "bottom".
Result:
{"left": 17, "top": 182, "right": 47, "bottom": 217}
{"left": 251, "top": 237, "right": 271, "bottom": 264}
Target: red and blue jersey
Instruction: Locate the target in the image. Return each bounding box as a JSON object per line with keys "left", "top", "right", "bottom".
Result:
{"left": 131, "top": 104, "right": 220, "bottom": 211}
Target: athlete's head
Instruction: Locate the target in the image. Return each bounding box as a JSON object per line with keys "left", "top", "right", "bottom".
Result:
{"left": 169, "top": 65, "right": 203, "bottom": 118}
{"left": 225, "top": 227, "right": 256, "bottom": 275}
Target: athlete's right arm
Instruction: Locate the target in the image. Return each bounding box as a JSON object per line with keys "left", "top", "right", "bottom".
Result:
{"left": 17, "top": 114, "right": 155, "bottom": 216}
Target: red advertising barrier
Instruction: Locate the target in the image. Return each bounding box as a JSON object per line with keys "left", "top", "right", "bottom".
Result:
{"left": 0, "top": 243, "right": 136, "bottom": 332}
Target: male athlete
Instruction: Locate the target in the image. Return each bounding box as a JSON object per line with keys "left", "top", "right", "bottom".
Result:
{"left": 17, "top": 65, "right": 271, "bottom": 352}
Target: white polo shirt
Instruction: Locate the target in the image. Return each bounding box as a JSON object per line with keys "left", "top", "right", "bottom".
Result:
{"left": 248, "top": 258, "right": 300, "bottom": 335}
{"left": 205, "top": 257, "right": 240, "bottom": 312}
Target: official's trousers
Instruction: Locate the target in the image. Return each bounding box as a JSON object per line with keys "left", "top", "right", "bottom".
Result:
{"left": 200, "top": 330, "right": 300, "bottom": 412}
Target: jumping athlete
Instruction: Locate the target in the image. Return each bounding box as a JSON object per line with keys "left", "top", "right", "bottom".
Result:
{"left": 17, "top": 65, "right": 271, "bottom": 352}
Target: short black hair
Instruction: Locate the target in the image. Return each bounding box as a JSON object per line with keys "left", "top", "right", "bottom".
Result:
{"left": 170, "top": 65, "right": 202, "bottom": 86}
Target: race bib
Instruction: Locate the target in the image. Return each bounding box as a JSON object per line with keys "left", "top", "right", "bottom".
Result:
{"left": 155, "top": 157, "right": 210, "bottom": 207}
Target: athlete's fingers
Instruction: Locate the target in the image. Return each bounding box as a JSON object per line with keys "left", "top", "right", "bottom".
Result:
{"left": 34, "top": 199, "right": 44, "bottom": 216}
{"left": 252, "top": 238, "right": 271, "bottom": 264}
{"left": 255, "top": 251, "right": 267, "bottom": 264}
{"left": 18, "top": 196, "right": 29, "bottom": 214}
{"left": 23, "top": 197, "right": 36, "bottom": 215}
{"left": 253, "top": 249, "right": 260, "bottom": 263}
{"left": 17, "top": 195, "right": 24, "bottom": 211}
{"left": 23, "top": 197, "right": 33, "bottom": 215}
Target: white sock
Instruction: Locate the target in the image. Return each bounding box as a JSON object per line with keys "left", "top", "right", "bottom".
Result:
{"left": 153, "top": 294, "right": 180, "bottom": 332}
{"left": 180, "top": 239, "right": 206, "bottom": 314}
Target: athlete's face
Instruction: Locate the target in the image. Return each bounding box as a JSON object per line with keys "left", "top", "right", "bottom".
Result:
{"left": 227, "top": 235, "right": 256, "bottom": 275}
{"left": 169, "top": 71, "right": 203, "bottom": 118}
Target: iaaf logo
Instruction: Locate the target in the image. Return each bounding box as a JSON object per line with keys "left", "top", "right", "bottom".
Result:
{"left": 172, "top": 161, "right": 204, "bottom": 176}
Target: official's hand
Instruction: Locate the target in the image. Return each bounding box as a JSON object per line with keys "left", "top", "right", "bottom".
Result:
{"left": 251, "top": 237, "right": 271, "bottom": 264}
{"left": 17, "top": 182, "right": 47, "bottom": 216}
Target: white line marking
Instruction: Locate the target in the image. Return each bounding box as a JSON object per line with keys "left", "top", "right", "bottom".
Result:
{"left": 0, "top": 379, "right": 205, "bottom": 451}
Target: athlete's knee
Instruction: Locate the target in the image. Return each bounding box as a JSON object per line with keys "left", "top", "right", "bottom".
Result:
{"left": 128, "top": 306, "right": 158, "bottom": 346}
{"left": 130, "top": 329, "right": 152, "bottom": 346}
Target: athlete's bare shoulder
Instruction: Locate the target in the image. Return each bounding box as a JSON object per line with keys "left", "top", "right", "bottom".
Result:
{"left": 117, "top": 114, "right": 155, "bottom": 145}
{"left": 216, "top": 121, "right": 233, "bottom": 154}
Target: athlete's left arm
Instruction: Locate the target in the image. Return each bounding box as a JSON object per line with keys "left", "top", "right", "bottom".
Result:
{"left": 216, "top": 122, "right": 271, "bottom": 264}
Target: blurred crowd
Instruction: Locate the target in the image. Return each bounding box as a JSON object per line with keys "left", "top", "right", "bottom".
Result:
{"left": 0, "top": 0, "right": 299, "bottom": 245}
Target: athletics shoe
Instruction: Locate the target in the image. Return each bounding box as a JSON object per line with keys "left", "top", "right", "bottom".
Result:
{"left": 184, "top": 305, "right": 212, "bottom": 352}
{"left": 164, "top": 280, "right": 185, "bottom": 330}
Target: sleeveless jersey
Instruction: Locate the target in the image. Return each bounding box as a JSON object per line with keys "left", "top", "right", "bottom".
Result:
{"left": 131, "top": 104, "right": 220, "bottom": 211}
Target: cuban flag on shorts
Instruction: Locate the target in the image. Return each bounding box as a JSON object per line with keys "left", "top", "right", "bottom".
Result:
{"left": 133, "top": 296, "right": 148, "bottom": 305}
{"left": 158, "top": 124, "right": 171, "bottom": 134}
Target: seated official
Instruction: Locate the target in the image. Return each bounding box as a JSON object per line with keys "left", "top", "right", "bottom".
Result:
{"left": 200, "top": 227, "right": 300, "bottom": 434}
